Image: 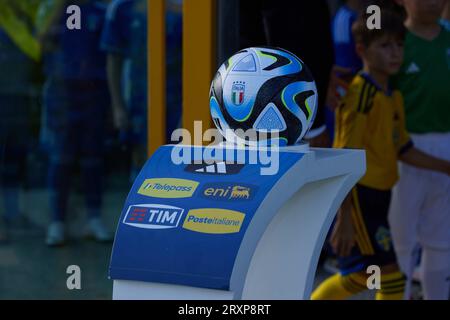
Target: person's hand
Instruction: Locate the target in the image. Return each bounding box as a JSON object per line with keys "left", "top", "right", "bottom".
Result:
{"left": 307, "top": 130, "right": 331, "bottom": 148}
{"left": 112, "top": 105, "right": 129, "bottom": 130}
{"left": 330, "top": 207, "right": 356, "bottom": 257}
{"left": 326, "top": 65, "right": 353, "bottom": 111}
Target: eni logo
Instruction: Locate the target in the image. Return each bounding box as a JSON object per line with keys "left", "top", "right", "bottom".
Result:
{"left": 231, "top": 186, "right": 250, "bottom": 199}
{"left": 200, "top": 183, "right": 257, "bottom": 201}
{"left": 182, "top": 209, "right": 245, "bottom": 234}
{"left": 138, "top": 178, "right": 199, "bottom": 198}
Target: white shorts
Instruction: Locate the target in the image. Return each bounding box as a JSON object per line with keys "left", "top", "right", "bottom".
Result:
{"left": 389, "top": 132, "right": 450, "bottom": 251}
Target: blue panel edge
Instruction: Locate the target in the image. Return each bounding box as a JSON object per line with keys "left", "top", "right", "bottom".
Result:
{"left": 109, "top": 267, "right": 230, "bottom": 291}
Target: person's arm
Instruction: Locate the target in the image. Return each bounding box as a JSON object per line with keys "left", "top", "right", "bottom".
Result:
{"left": 333, "top": 80, "right": 368, "bottom": 150}
{"left": 325, "top": 65, "right": 353, "bottom": 112}
{"left": 101, "top": 0, "right": 130, "bottom": 130}
{"left": 106, "top": 53, "right": 128, "bottom": 130}
{"left": 394, "top": 92, "right": 450, "bottom": 176}
{"left": 399, "top": 147, "right": 450, "bottom": 176}
{"left": 328, "top": 80, "right": 372, "bottom": 256}
{"left": 330, "top": 192, "right": 356, "bottom": 257}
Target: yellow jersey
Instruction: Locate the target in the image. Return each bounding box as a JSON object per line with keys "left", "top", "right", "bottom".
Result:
{"left": 0, "top": 0, "right": 41, "bottom": 61}
{"left": 333, "top": 73, "right": 413, "bottom": 190}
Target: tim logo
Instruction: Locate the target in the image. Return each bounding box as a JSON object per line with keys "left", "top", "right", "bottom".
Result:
{"left": 232, "top": 81, "right": 245, "bottom": 106}
{"left": 200, "top": 183, "right": 257, "bottom": 201}
{"left": 123, "top": 204, "right": 184, "bottom": 229}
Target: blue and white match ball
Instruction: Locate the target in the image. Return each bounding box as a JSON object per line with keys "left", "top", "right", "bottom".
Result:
{"left": 209, "top": 47, "right": 318, "bottom": 146}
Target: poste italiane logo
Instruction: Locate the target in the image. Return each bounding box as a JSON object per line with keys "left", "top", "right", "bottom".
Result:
{"left": 182, "top": 208, "right": 245, "bottom": 234}
{"left": 138, "top": 178, "right": 199, "bottom": 198}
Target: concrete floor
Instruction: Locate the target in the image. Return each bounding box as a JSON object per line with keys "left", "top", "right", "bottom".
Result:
{"left": 0, "top": 234, "right": 113, "bottom": 299}
{"left": 0, "top": 188, "right": 127, "bottom": 300}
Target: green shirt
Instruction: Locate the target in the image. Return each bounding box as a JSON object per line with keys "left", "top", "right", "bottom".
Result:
{"left": 393, "top": 28, "right": 450, "bottom": 133}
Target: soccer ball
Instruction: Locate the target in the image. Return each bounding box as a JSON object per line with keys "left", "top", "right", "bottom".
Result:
{"left": 209, "top": 47, "right": 318, "bottom": 146}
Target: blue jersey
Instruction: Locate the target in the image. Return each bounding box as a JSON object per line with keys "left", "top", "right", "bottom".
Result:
{"left": 101, "top": 0, "right": 147, "bottom": 106}
{"left": 101, "top": 0, "right": 182, "bottom": 142}
{"left": 43, "top": 1, "right": 108, "bottom": 80}
{"left": 441, "top": 18, "right": 450, "bottom": 32}
{"left": 332, "top": 5, "right": 362, "bottom": 73}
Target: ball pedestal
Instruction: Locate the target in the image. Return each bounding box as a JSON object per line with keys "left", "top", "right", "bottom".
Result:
{"left": 109, "top": 144, "right": 365, "bottom": 299}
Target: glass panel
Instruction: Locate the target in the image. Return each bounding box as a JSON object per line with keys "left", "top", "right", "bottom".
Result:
{"left": 0, "top": 0, "right": 148, "bottom": 299}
